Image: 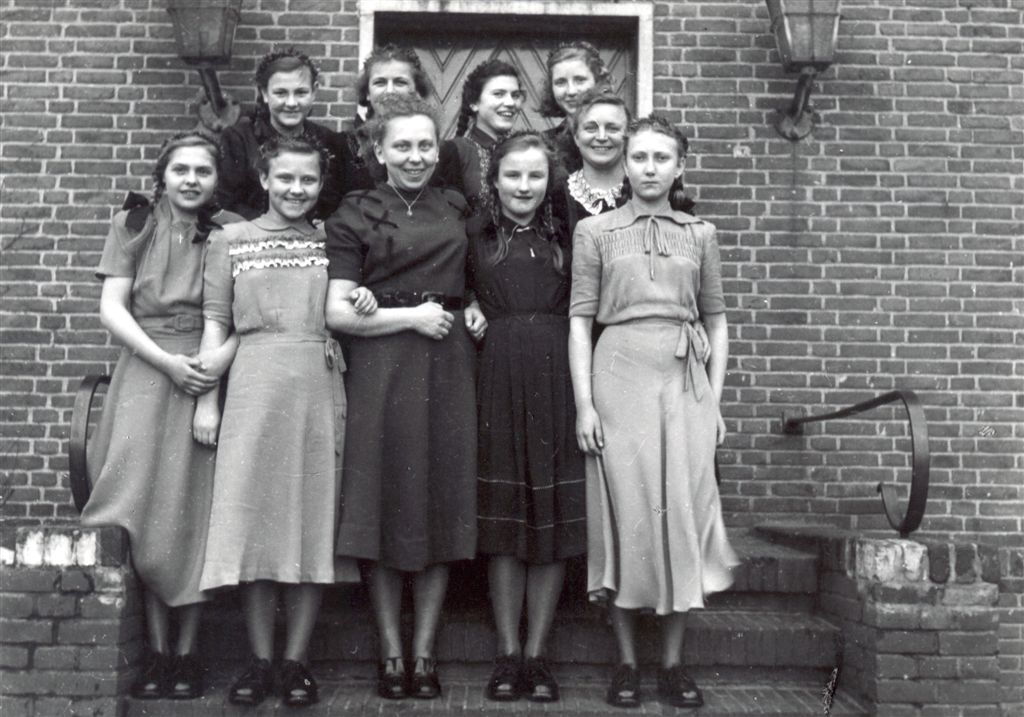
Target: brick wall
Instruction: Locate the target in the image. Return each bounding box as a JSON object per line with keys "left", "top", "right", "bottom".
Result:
{"left": 1, "top": 0, "right": 1022, "bottom": 539}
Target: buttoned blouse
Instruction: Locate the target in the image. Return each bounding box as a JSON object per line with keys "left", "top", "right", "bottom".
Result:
{"left": 569, "top": 202, "right": 725, "bottom": 325}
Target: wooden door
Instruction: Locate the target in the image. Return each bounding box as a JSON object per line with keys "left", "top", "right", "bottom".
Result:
{"left": 375, "top": 12, "right": 636, "bottom": 138}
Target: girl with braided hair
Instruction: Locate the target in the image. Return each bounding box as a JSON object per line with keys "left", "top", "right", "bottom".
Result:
{"left": 216, "top": 48, "right": 347, "bottom": 221}
{"left": 440, "top": 59, "right": 523, "bottom": 213}
{"left": 539, "top": 41, "right": 614, "bottom": 173}
{"left": 81, "top": 132, "right": 243, "bottom": 700}
{"left": 569, "top": 115, "right": 738, "bottom": 709}
{"left": 468, "top": 131, "right": 585, "bottom": 703}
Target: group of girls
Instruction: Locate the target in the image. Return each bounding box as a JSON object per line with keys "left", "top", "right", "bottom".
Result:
{"left": 80, "top": 39, "right": 737, "bottom": 711}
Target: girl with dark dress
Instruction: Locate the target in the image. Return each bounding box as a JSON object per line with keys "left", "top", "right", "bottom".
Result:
{"left": 558, "top": 91, "right": 630, "bottom": 238}
{"left": 199, "top": 137, "right": 376, "bottom": 708}
{"left": 216, "top": 48, "right": 346, "bottom": 221}
{"left": 442, "top": 59, "right": 523, "bottom": 213}
{"left": 81, "top": 132, "right": 242, "bottom": 700}
{"left": 325, "top": 95, "right": 487, "bottom": 701}
{"left": 336, "top": 44, "right": 459, "bottom": 196}
{"left": 539, "top": 41, "right": 614, "bottom": 174}
{"left": 569, "top": 116, "right": 738, "bottom": 709}
{"left": 470, "top": 132, "right": 585, "bottom": 704}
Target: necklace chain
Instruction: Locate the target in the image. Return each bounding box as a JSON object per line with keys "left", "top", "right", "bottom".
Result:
{"left": 388, "top": 183, "right": 427, "bottom": 216}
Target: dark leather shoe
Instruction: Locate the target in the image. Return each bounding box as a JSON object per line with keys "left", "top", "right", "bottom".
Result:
{"left": 279, "top": 659, "right": 319, "bottom": 707}
{"left": 523, "top": 656, "right": 559, "bottom": 703}
{"left": 657, "top": 664, "right": 703, "bottom": 708}
{"left": 606, "top": 663, "right": 641, "bottom": 708}
{"left": 485, "top": 654, "right": 521, "bottom": 702}
{"left": 409, "top": 656, "right": 441, "bottom": 699}
{"left": 377, "top": 657, "right": 407, "bottom": 699}
{"left": 168, "top": 654, "right": 204, "bottom": 700}
{"left": 131, "top": 652, "right": 171, "bottom": 700}
{"left": 228, "top": 656, "right": 273, "bottom": 706}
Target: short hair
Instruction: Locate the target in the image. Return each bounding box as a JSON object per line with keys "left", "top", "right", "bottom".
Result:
{"left": 455, "top": 59, "right": 521, "bottom": 137}
{"left": 538, "top": 40, "right": 614, "bottom": 119}
{"left": 252, "top": 48, "right": 319, "bottom": 121}
{"left": 364, "top": 94, "right": 442, "bottom": 148}
{"left": 569, "top": 89, "right": 631, "bottom": 135}
{"left": 356, "top": 44, "right": 435, "bottom": 116}
{"left": 151, "top": 132, "right": 221, "bottom": 204}
{"left": 256, "top": 135, "right": 329, "bottom": 179}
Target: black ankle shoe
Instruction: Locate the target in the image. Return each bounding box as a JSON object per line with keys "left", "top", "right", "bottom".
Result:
{"left": 131, "top": 652, "right": 171, "bottom": 699}
{"left": 485, "top": 654, "right": 521, "bottom": 702}
{"left": 409, "top": 656, "right": 441, "bottom": 699}
{"left": 523, "top": 656, "right": 559, "bottom": 703}
{"left": 279, "top": 659, "right": 319, "bottom": 707}
{"left": 657, "top": 664, "right": 703, "bottom": 708}
{"left": 168, "top": 654, "right": 204, "bottom": 700}
{"left": 377, "top": 657, "right": 407, "bottom": 699}
{"left": 228, "top": 656, "right": 273, "bottom": 706}
{"left": 606, "top": 664, "right": 641, "bottom": 708}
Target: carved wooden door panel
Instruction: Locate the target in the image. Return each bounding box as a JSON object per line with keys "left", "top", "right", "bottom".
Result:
{"left": 376, "top": 15, "right": 636, "bottom": 138}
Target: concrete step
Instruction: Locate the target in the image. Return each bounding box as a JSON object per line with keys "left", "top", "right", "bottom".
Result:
{"left": 123, "top": 663, "right": 869, "bottom": 716}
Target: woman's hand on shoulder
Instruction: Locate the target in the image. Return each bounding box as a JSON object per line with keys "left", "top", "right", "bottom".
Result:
{"left": 464, "top": 301, "right": 487, "bottom": 341}
{"left": 576, "top": 403, "right": 605, "bottom": 455}
{"left": 192, "top": 400, "right": 220, "bottom": 448}
{"left": 350, "top": 286, "right": 377, "bottom": 315}
{"left": 410, "top": 302, "right": 454, "bottom": 341}
{"left": 162, "top": 353, "right": 219, "bottom": 395}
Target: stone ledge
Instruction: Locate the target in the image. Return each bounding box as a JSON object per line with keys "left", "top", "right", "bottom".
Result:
{"left": 1, "top": 524, "right": 128, "bottom": 569}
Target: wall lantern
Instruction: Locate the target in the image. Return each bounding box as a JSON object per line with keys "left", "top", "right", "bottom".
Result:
{"left": 765, "top": 0, "right": 841, "bottom": 141}
{"left": 165, "top": 0, "right": 242, "bottom": 131}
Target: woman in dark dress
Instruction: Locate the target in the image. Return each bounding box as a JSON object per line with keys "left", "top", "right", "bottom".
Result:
{"left": 325, "top": 95, "right": 487, "bottom": 701}
{"left": 470, "top": 132, "right": 585, "bottom": 704}
{"left": 216, "top": 48, "right": 346, "bottom": 221}
{"left": 539, "top": 41, "right": 613, "bottom": 174}
{"left": 443, "top": 59, "right": 523, "bottom": 213}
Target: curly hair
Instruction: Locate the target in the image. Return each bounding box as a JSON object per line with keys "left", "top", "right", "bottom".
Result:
{"left": 455, "top": 59, "right": 521, "bottom": 137}
{"left": 356, "top": 44, "right": 435, "bottom": 117}
{"left": 363, "top": 94, "right": 441, "bottom": 152}
{"left": 569, "top": 88, "right": 631, "bottom": 135}
{"left": 256, "top": 135, "right": 329, "bottom": 179}
{"left": 251, "top": 47, "right": 319, "bottom": 122}
{"left": 151, "top": 131, "right": 221, "bottom": 204}
{"left": 538, "top": 40, "right": 614, "bottom": 119}
{"left": 623, "top": 114, "right": 694, "bottom": 213}
{"left": 483, "top": 131, "right": 564, "bottom": 272}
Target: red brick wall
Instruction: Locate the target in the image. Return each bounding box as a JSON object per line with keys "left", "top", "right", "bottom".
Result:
{"left": 1, "top": 0, "right": 1022, "bottom": 540}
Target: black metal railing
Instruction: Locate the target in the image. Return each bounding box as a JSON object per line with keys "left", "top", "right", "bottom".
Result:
{"left": 68, "top": 374, "right": 110, "bottom": 513}
{"left": 782, "top": 389, "right": 930, "bottom": 538}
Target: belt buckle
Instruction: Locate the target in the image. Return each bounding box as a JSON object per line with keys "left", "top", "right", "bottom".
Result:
{"left": 172, "top": 314, "right": 199, "bottom": 332}
{"left": 421, "top": 291, "right": 444, "bottom": 305}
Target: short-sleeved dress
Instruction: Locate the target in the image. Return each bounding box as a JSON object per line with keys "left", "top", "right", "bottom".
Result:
{"left": 81, "top": 198, "right": 241, "bottom": 607}
{"left": 569, "top": 201, "right": 739, "bottom": 615}
{"left": 326, "top": 185, "right": 477, "bottom": 572}
{"left": 216, "top": 115, "right": 348, "bottom": 222}
{"left": 470, "top": 217, "right": 586, "bottom": 564}
{"left": 198, "top": 217, "right": 356, "bottom": 589}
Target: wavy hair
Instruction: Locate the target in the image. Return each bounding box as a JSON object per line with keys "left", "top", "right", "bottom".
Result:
{"left": 483, "top": 131, "right": 564, "bottom": 272}
{"left": 538, "top": 40, "right": 613, "bottom": 119}
{"left": 356, "top": 44, "right": 434, "bottom": 117}
{"left": 569, "top": 88, "right": 631, "bottom": 135}
{"left": 256, "top": 135, "right": 329, "bottom": 179}
{"left": 623, "top": 114, "right": 695, "bottom": 213}
{"left": 455, "top": 59, "right": 521, "bottom": 137}
{"left": 151, "top": 131, "right": 221, "bottom": 204}
{"left": 251, "top": 47, "right": 319, "bottom": 123}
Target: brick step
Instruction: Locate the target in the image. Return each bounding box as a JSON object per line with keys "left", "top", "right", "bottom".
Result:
{"left": 124, "top": 662, "right": 868, "bottom": 716}
{"left": 198, "top": 607, "right": 841, "bottom": 669}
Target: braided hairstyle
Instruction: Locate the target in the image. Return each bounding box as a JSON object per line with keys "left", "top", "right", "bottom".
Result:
{"left": 484, "top": 131, "right": 565, "bottom": 272}
{"left": 356, "top": 44, "right": 434, "bottom": 118}
{"left": 623, "top": 114, "right": 695, "bottom": 213}
{"left": 455, "top": 59, "right": 521, "bottom": 137}
{"left": 252, "top": 47, "right": 319, "bottom": 123}
{"left": 539, "top": 40, "right": 614, "bottom": 119}
{"left": 151, "top": 131, "right": 221, "bottom": 205}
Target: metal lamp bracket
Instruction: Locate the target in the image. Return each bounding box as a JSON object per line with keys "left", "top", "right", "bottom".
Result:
{"left": 773, "top": 67, "right": 819, "bottom": 141}
{"left": 194, "top": 66, "right": 240, "bottom": 133}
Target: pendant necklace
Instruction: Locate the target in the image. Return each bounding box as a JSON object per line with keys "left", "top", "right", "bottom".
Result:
{"left": 388, "top": 183, "right": 427, "bottom": 216}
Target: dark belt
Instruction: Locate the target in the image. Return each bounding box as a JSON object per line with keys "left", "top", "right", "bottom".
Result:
{"left": 376, "top": 291, "right": 465, "bottom": 311}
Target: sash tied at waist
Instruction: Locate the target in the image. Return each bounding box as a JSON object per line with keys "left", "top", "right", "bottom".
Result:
{"left": 674, "top": 321, "right": 710, "bottom": 401}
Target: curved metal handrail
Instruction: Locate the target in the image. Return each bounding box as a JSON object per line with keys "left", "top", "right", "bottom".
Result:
{"left": 782, "top": 389, "right": 929, "bottom": 538}
{"left": 68, "top": 374, "right": 110, "bottom": 513}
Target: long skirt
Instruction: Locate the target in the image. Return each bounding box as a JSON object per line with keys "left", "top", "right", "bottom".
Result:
{"left": 476, "top": 314, "right": 586, "bottom": 564}
{"left": 82, "top": 330, "right": 213, "bottom": 607}
{"left": 587, "top": 320, "right": 739, "bottom": 615}
{"left": 199, "top": 334, "right": 356, "bottom": 590}
{"left": 336, "top": 319, "right": 477, "bottom": 572}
